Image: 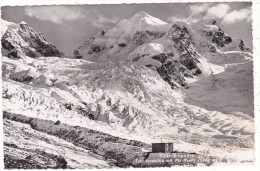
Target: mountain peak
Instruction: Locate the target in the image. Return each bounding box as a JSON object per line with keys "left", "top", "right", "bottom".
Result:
{"left": 2, "top": 19, "right": 64, "bottom": 58}
{"left": 19, "top": 21, "right": 28, "bottom": 25}
{"left": 1, "top": 19, "right": 19, "bottom": 39}
{"left": 129, "top": 11, "right": 167, "bottom": 26}
{"left": 133, "top": 11, "right": 150, "bottom": 18}
{"left": 129, "top": 11, "right": 151, "bottom": 23}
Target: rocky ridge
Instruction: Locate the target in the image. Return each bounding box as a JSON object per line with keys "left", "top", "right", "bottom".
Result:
{"left": 1, "top": 19, "right": 64, "bottom": 58}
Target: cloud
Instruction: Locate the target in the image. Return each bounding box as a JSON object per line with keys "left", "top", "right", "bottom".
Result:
{"left": 25, "top": 6, "right": 120, "bottom": 27}
{"left": 168, "top": 3, "right": 213, "bottom": 24}
{"left": 89, "top": 9, "right": 120, "bottom": 29}
{"left": 222, "top": 7, "right": 252, "bottom": 24}
{"left": 167, "top": 16, "right": 197, "bottom": 24}
{"left": 92, "top": 15, "right": 120, "bottom": 28}
{"left": 205, "top": 4, "right": 230, "bottom": 19}
{"left": 25, "top": 6, "right": 87, "bottom": 24}
{"left": 189, "top": 3, "right": 251, "bottom": 25}
{"left": 188, "top": 3, "right": 230, "bottom": 22}
{"left": 189, "top": 3, "right": 212, "bottom": 16}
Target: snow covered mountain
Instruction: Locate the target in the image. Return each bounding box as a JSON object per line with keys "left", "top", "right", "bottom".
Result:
{"left": 74, "top": 11, "right": 250, "bottom": 88}
{"left": 2, "top": 12, "right": 254, "bottom": 168}
{"left": 1, "top": 19, "right": 64, "bottom": 58}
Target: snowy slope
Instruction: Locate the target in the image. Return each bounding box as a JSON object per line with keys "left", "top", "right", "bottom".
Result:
{"left": 183, "top": 56, "right": 253, "bottom": 116}
{"left": 2, "top": 56, "right": 254, "bottom": 155}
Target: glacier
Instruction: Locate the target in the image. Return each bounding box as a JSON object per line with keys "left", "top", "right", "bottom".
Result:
{"left": 1, "top": 11, "right": 254, "bottom": 168}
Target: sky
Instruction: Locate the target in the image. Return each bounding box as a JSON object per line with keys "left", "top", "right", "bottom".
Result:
{"left": 2, "top": 2, "right": 252, "bottom": 55}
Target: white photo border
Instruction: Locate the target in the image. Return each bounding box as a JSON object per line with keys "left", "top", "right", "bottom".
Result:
{"left": 0, "top": 1, "right": 259, "bottom": 171}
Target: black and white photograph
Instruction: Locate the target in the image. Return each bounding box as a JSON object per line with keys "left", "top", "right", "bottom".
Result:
{"left": 0, "top": 0, "right": 259, "bottom": 169}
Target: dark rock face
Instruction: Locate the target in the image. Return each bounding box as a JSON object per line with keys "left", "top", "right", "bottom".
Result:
{"left": 239, "top": 40, "right": 245, "bottom": 51}
{"left": 148, "top": 53, "right": 185, "bottom": 88}
{"left": 1, "top": 22, "right": 64, "bottom": 58}
{"left": 168, "top": 24, "right": 200, "bottom": 68}
{"left": 130, "top": 24, "right": 203, "bottom": 88}
{"left": 118, "top": 43, "right": 127, "bottom": 47}
{"left": 212, "top": 28, "right": 232, "bottom": 48}
{"left": 156, "top": 60, "right": 187, "bottom": 88}
{"left": 212, "top": 20, "right": 217, "bottom": 25}
{"left": 151, "top": 53, "right": 169, "bottom": 64}
{"left": 154, "top": 24, "right": 201, "bottom": 87}
{"left": 167, "top": 24, "right": 189, "bottom": 39}
{"left": 208, "top": 44, "right": 217, "bottom": 53}
{"left": 100, "top": 29, "right": 106, "bottom": 36}
{"left": 132, "top": 31, "right": 165, "bottom": 48}
{"left": 73, "top": 49, "right": 83, "bottom": 59}
{"left": 152, "top": 58, "right": 197, "bottom": 88}
{"left": 89, "top": 43, "right": 106, "bottom": 54}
